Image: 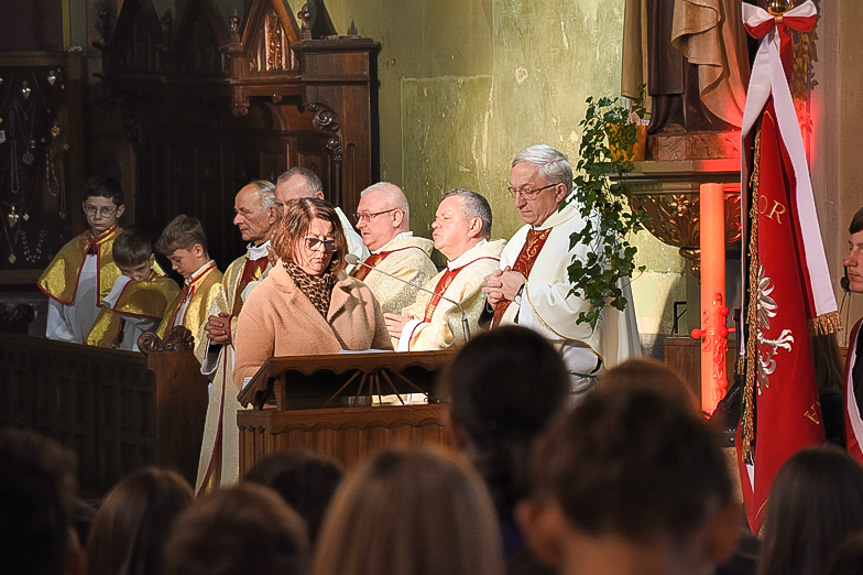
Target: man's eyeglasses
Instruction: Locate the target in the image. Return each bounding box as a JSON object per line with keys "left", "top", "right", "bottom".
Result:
{"left": 83, "top": 205, "right": 120, "bottom": 218}
{"left": 303, "top": 237, "right": 337, "bottom": 252}
{"left": 353, "top": 208, "right": 399, "bottom": 224}
{"left": 506, "top": 182, "right": 559, "bottom": 200}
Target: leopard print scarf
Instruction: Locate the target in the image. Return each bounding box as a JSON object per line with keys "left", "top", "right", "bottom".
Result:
{"left": 284, "top": 262, "right": 338, "bottom": 318}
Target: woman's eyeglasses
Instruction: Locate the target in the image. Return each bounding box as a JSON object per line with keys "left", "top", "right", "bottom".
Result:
{"left": 303, "top": 237, "right": 337, "bottom": 252}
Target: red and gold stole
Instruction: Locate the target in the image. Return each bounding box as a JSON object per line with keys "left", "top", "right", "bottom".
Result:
{"left": 350, "top": 252, "right": 389, "bottom": 281}
{"left": 350, "top": 246, "right": 427, "bottom": 281}
{"left": 422, "top": 256, "right": 499, "bottom": 322}
{"left": 492, "top": 227, "right": 552, "bottom": 327}
{"left": 230, "top": 257, "right": 268, "bottom": 316}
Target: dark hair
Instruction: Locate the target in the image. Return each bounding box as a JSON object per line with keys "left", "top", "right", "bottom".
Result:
{"left": 113, "top": 230, "right": 154, "bottom": 269}
{"left": 86, "top": 467, "right": 193, "bottom": 575}
{"left": 438, "top": 325, "right": 569, "bottom": 518}
{"left": 84, "top": 176, "right": 124, "bottom": 206}
{"left": 441, "top": 188, "right": 492, "bottom": 237}
{"left": 277, "top": 167, "right": 323, "bottom": 195}
{"left": 0, "top": 428, "right": 78, "bottom": 575}
{"left": 272, "top": 197, "right": 348, "bottom": 273}
{"left": 827, "top": 532, "right": 863, "bottom": 575}
{"left": 155, "top": 215, "right": 208, "bottom": 256}
{"left": 529, "top": 386, "right": 732, "bottom": 544}
{"left": 243, "top": 451, "right": 343, "bottom": 544}
{"left": 850, "top": 207, "right": 863, "bottom": 235}
{"left": 164, "top": 483, "right": 309, "bottom": 575}
{"left": 758, "top": 446, "right": 863, "bottom": 575}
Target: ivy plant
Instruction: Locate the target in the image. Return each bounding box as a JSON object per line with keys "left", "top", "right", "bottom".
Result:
{"left": 567, "top": 86, "right": 648, "bottom": 329}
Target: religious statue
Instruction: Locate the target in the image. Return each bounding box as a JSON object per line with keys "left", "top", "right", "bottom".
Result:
{"left": 622, "top": 0, "right": 751, "bottom": 134}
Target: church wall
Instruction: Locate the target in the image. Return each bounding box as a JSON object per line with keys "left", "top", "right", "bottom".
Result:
{"left": 319, "top": 0, "right": 687, "bottom": 355}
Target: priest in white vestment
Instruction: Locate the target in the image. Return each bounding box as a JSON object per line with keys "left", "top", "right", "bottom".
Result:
{"left": 483, "top": 145, "right": 641, "bottom": 395}
{"left": 385, "top": 189, "right": 504, "bottom": 351}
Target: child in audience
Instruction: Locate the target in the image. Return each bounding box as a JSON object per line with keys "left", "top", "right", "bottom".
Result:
{"left": 86, "top": 467, "right": 193, "bottom": 575}
{"left": 39, "top": 176, "right": 127, "bottom": 343}
{"left": 312, "top": 448, "right": 504, "bottom": 575}
{"left": 164, "top": 483, "right": 309, "bottom": 575}
{"left": 154, "top": 215, "right": 222, "bottom": 344}
{"left": 518, "top": 386, "right": 742, "bottom": 575}
{"left": 86, "top": 230, "right": 178, "bottom": 350}
{"left": 758, "top": 446, "right": 863, "bottom": 575}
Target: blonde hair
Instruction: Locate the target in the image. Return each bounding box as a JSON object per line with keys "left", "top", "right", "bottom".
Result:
{"left": 312, "top": 448, "right": 504, "bottom": 575}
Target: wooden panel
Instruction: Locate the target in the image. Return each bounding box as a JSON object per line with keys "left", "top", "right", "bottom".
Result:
{"left": 664, "top": 336, "right": 738, "bottom": 408}
{"left": 0, "top": 334, "right": 208, "bottom": 494}
{"left": 238, "top": 404, "right": 451, "bottom": 474}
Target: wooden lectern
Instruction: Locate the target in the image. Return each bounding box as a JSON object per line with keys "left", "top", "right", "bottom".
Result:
{"left": 236, "top": 351, "right": 457, "bottom": 473}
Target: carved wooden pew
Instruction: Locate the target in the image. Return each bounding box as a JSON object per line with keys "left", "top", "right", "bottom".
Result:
{"left": 0, "top": 329, "right": 208, "bottom": 496}
{"left": 236, "top": 351, "right": 457, "bottom": 473}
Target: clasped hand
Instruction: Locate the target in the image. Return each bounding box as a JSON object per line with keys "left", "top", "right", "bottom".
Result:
{"left": 204, "top": 312, "right": 233, "bottom": 345}
{"left": 482, "top": 266, "right": 525, "bottom": 306}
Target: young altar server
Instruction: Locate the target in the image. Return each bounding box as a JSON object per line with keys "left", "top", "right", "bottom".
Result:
{"left": 86, "top": 230, "right": 179, "bottom": 351}
{"left": 38, "top": 176, "right": 133, "bottom": 343}
{"left": 154, "top": 215, "right": 222, "bottom": 345}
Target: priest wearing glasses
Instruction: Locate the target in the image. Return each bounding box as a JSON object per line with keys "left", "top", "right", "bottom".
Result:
{"left": 350, "top": 182, "right": 437, "bottom": 314}
{"left": 482, "top": 144, "right": 641, "bottom": 396}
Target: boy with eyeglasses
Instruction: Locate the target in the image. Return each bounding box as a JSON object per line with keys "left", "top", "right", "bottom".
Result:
{"left": 38, "top": 176, "right": 156, "bottom": 342}
{"left": 154, "top": 214, "right": 223, "bottom": 347}
{"left": 85, "top": 229, "right": 179, "bottom": 350}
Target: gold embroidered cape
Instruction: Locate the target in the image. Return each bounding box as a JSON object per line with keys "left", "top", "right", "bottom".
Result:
{"left": 86, "top": 275, "right": 180, "bottom": 348}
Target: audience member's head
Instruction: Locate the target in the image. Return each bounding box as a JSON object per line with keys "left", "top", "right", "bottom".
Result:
{"left": 243, "top": 450, "right": 343, "bottom": 544}
{"left": 599, "top": 357, "right": 697, "bottom": 412}
{"left": 758, "top": 446, "right": 863, "bottom": 575}
{"left": 113, "top": 229, "right": 156, "bottom": 281}
{"left": 519, "top": 386, "right": 741, "bottom": 575}
{"left": 0, "top": 428, "right": 85, "bottom": 575}
{"left": 438, "top": 325, "right": 569, "bottom": 520}
{"left": 312, "top": 447, "right": 504, "bottom": 575}
{"left": 86, "top": 466, "right": 193, "bottom": 575}
{"left": 164, "top": 483, "right": 309, "bottom": 575}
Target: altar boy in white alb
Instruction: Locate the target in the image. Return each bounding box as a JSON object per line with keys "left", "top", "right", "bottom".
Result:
{"left": 483, "top": 145, "right": 641, "bottom": 395}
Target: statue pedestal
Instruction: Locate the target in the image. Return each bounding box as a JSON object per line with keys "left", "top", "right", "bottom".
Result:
{"left": 622, "top": 157, "right": 741, "bottom": 279}
{"left": 647, "top": 130, "right": 741, "bottom": 162}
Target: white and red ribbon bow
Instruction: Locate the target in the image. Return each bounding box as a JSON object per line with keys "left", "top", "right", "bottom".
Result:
{"left": 740, "top": 0, "right": 835, "bottom": 320}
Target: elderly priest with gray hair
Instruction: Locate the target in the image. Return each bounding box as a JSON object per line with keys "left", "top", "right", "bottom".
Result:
{"left": 482, "top": 144, "right": 641, "bottom": 396}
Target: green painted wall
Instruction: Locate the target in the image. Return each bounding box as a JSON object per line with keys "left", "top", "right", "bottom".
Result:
{"left": 303, "top": 0, "right": 688, "bottom": 351}
{"left": 315, "top": 0, "right": 624, "bottom": 238}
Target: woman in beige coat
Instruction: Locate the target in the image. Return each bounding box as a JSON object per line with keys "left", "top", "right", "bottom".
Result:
{"left": 233, "top": 197, "right": 392, "bottom": 388}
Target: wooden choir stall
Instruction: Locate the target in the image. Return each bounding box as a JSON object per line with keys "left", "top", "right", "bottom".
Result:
{"left": 236, "top": 350, "right": 457, "bottom": 473}
{"left": 0, "top": 328, "right": 209, "bottom": 496}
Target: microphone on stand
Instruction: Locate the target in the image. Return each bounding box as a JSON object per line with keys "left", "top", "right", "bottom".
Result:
{"left": 345, "top": 254, "right": 471, "bottom": 342}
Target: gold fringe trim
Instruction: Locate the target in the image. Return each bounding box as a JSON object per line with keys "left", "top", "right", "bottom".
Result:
{"left": 741, "top": 126, "right": 762, "bottom": 463}
{"left": 809, "top": 311, "right": 842, "bottom": 336}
